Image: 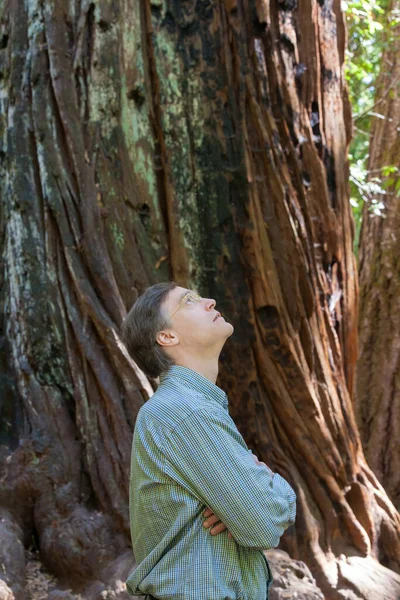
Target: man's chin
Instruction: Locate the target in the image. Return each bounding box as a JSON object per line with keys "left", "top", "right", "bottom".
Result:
{"left": 224, "top": 322, "right": 234, "bottom": 336}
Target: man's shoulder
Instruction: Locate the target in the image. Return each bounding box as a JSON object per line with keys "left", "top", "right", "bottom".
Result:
{"left": 136, "top": 380, "right": 209, "bottom": 433}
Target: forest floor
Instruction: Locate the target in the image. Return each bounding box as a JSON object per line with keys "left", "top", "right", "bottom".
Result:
{"left": 24, "top": 550, "right": 77, "bottom": 600}
{"left": 23, "top": 549, "right": 131, "bottom": 600}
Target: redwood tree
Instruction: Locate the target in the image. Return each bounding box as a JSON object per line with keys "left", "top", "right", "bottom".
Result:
{"left": 356, "top": 0, "right": 400, "bottom": 511}
{"left": 0, "top": 1, "right": 399, "bottom": 599}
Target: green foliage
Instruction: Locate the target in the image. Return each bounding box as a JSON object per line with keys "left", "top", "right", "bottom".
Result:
{"left": 345, "top": 0, "right": 385, "bottom": 112}
{"left": 343, "top": 0, "right": 395, "bottom": 251}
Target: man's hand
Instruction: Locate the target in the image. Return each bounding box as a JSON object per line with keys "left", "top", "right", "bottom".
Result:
{"left": 202, "top": 453, "right": 274, "bottom": 538}
{"left": 203, "top": 507, "right": 233, "bottom": 538}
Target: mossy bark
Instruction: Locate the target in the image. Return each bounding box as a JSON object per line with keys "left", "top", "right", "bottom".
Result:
{"left": 0, "top": 1, "right": 399, "bottom": 599}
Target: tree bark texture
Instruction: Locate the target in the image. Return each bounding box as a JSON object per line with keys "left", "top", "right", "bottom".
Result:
{"left": 0, "top": 1, "right": 399, "bottom": 599}
{"left": 356, "top": 0, "right": 400, "bottom": 512}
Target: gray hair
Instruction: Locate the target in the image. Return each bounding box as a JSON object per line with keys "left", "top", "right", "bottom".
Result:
{"left": 121, "top": 281, "right": 177, "bottom": 379}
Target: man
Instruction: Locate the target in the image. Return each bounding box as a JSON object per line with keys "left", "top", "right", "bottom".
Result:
{"left": 121, "top": 282, "right": 296, "bottom": 600}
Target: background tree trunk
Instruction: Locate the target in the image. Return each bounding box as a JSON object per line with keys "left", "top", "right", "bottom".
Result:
{"left": 0, "top": 1, "right": 399, "bottom": 599}
{"left": 356, "top": 0, "right": 400, "bottom": 511}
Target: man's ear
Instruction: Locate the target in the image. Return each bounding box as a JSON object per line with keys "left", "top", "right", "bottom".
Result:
{"left": 156, "top": 329, "right": 179, "bottom": 348}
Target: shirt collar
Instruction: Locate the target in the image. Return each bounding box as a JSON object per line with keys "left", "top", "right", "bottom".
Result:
{"left": 159, "top": 365, "right": 228, "bottom": 409}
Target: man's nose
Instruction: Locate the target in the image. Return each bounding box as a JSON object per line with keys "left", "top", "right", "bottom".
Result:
{"left": 205, "top": 298, "right": 216, "bottom": 310}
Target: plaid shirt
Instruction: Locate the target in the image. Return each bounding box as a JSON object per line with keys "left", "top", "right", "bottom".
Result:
{"left": 126, "top": 365, "right": 296, "bottom": 600}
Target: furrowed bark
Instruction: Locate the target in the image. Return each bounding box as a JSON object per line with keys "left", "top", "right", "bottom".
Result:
{"left": 0, "top": 1, "right": 399, "bottom": 599}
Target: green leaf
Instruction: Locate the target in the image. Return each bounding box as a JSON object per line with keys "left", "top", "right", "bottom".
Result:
{"left": 381, "top": 165, "right": 398, "bottom": 176}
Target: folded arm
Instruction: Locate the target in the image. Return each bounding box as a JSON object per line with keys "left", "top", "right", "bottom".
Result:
{"left": 162, "top": 406, "right": 296, "bottom": 549}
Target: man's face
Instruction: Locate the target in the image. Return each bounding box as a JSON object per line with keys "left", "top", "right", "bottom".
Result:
{"left": 157, "top": 286, "right": 234, "bottom": 356}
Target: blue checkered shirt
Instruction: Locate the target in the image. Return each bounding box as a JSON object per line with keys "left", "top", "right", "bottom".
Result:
{"left": 126, "top": 365, "right": 296, "bottom": 599}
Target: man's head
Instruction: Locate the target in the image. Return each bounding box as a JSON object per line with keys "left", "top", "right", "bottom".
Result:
{"left": 120, "top": 282, "right": 234, "bottom": 379}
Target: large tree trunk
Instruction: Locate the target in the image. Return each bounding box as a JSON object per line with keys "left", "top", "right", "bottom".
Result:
{"left": 356, "top": 0, "right": 400, "bottom": 511}
{"left": 0, "top": 1, "right": 399, "bottom": 599}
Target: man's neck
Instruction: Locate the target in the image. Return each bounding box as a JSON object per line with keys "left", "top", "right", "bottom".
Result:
{"left": 175, "top": 357, "right": 219, "bottom": 384}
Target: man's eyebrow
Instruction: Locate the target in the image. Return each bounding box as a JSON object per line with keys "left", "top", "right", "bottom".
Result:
{"left": 178, "top": 290, "right": 189, "bottom": 303}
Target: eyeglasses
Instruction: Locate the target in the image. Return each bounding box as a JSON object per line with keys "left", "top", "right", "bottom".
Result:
{"left": 169, "top": 291, "right": 202, "bottom": 319}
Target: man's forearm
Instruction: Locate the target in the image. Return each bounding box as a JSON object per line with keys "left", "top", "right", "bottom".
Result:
{"left": 203, "top": 452, "right": 296, "bottom": 547}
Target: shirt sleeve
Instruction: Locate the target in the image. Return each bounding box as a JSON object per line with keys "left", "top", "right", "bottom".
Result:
{"left": 161, "top": 406, "right": 296, "bottom": 549}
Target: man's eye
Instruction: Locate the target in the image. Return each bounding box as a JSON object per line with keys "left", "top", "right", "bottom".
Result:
{"left": 186, "top": 293, "right": 198, "bottom": 304}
